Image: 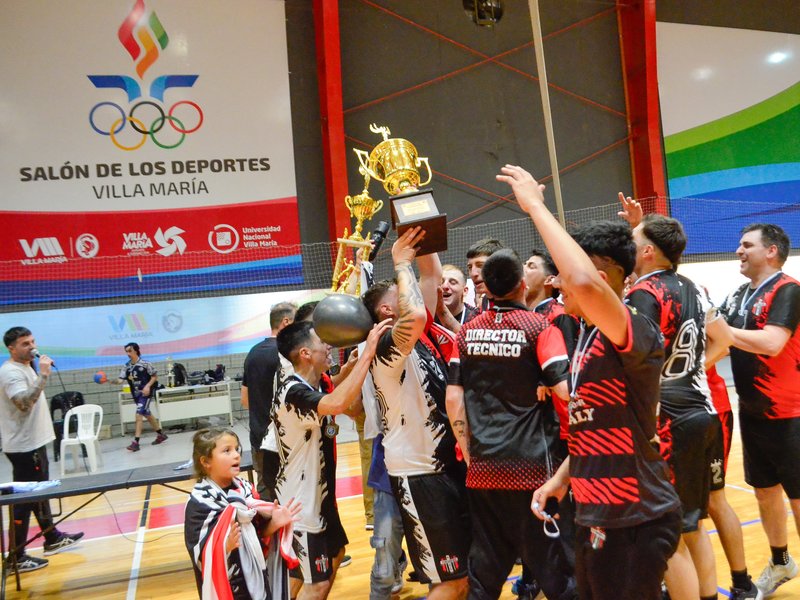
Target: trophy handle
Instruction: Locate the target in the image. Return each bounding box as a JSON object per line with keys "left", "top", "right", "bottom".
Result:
{"left": 354, "top": 148, "right": 383, "bottom": 182}
{"left": 417, "top": 157, "right": 432, "bottom": 187}
{"left": 373, "top": 199, "right": 384, "bottom": 214}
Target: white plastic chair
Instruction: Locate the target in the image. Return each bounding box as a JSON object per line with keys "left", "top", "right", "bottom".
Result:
{"left": 60, "top": 404, "right": 104, "bottom": 476}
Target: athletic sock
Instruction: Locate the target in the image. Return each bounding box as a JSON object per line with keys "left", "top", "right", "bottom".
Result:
{"left": 731, "top": 569, "right": 752, "bottom": 590}
{"left": 135, "top": 437, "right": 140, "bottom": 443}
{"left": 157, "top": 429, "right": 163, "bottom": 435}
{"left": 771, "top": 545, "right": 790, "bottom": 565}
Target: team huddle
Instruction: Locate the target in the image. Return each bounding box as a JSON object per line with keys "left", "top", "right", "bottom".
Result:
{"left": 184, "top": 165, "right": 800, "bottom": 600}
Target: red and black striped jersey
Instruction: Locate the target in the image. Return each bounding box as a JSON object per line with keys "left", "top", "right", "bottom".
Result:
{"left": 448, "top": 302, "right": 569, "bottom": 491}
{"left": 626, "top": 270, "right": 714, "bottom": 421}
{"left": 721, "top": 272, "right": 800, "bottom": 419}
{"left": 568, "top": 306, "right": 680, "bottom": 528}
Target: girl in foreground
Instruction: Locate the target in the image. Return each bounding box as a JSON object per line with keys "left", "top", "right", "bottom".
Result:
{"left": 185, "top": 427, "right": 301, "bottom": 600}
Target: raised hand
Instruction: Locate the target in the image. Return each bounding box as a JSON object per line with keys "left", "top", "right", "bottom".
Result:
{"left": 391, "top": 226, "right": 424, "bottom": 267}
{"left": 38, "top": 355, "right": 53, "bottom": 377}
{"left": 496, "top": 165, "right": 547, "bottom": 214}
{"left": 617, "top": 192, "right": 642, "bottom": 228}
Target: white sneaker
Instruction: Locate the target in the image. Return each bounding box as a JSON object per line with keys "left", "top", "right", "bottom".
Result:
{"left": 756, "top": 556, "right": 798, "bottom": 596}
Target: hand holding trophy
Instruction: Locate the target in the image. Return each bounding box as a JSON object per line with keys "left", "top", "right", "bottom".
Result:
{"left": 319, "top": 124, "right": 446, "bottom": 347}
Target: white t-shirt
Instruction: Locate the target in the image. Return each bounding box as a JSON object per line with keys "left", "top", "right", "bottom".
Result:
{"left": 0, "top": 360, "right": 56, "bottom": 453}
{"left": 273, "top": 377, "right": 335, "bottom": 533}
{"left": 260, "top": 353, "right": 293, "bottom": 453}
{"left": 370, "top": 331, "right": 454, "bottom": 477}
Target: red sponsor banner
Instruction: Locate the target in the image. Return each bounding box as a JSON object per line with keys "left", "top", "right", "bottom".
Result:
{"left": 1, "top": 197, "right": 300, "bottom": 281}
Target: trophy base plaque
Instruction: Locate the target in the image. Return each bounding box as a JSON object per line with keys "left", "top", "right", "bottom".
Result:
{"left": 390, "top": 189, "right": 447, "bottom": 256}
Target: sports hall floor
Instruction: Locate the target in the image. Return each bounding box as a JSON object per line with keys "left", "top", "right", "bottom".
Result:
{"left": 1, "top": 392, "right": 799, "bottom": 599}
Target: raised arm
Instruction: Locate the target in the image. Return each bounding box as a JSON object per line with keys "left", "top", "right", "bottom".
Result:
{"left": 617, "top": 192, "right": 642, "bottom": 228}
{"left": 317, "top": 319, "right": 392, "bottom": 415}
{"left": 417, "top": 248, "right": 442, "bottom": 316}
{"left": 391, "top": 227, "right": 428, "bottom": 356}
{"left": 7, "top": 356, "right": 51, "bottom": 413}
{"left": 341, "top": 247, "right": 369, "bottom": 295}
{"left": 497, "top": 165, "right": 629, "bottom": 346}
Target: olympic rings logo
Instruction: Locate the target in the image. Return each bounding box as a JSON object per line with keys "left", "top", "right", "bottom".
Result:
{"left": 89, "top": 100, "right": 203, "bottom": 150}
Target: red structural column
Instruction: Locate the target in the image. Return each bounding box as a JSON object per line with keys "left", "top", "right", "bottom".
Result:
{"left": 617, "top": 0, "right": 668, "bottom": 214}
{"left": 313, "top": 0, "right": 351, "bottom": 242}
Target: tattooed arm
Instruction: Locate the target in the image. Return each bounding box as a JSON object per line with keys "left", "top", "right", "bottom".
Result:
{"left": 445, "top": 384, "right": 470, "bottom": 466}
{"left": 7, "top": 356, "right": 52, "bottom": 413}
{"left": 391, "top": 227, "right": 429, "bottom": 356}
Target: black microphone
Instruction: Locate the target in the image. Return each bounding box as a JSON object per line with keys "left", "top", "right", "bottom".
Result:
{"left": 369, "top": 220, "right": 391, "bottom": 262}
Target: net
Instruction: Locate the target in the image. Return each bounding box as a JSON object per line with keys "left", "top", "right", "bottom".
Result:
{"left": 4, "top": 194, "right": 796, "bottom": 427}
{"left": 2, "top": 195, "right": 798, "bottom": 313}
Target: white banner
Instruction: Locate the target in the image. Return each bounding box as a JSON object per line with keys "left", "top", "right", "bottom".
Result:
{"left": 0, "top": 0, "right": 298, "bottom": 212}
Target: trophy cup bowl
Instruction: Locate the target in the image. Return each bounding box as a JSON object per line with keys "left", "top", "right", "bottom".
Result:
{"left": 352, "top": 124, "right": 446, "bottom": 256}
{"left": 344, "top": 190, "right": 383, "bottom": 241}
{"left": 361, "top": 137, "right": 432, "bottom": 196}
{"left": 332, "top": 185, "right": 380, "bottom": 295}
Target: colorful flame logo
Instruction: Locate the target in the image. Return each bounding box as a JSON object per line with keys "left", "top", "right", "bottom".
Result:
{"left": 118, "top": 0, "right": 169, "bottom": 79}
{"left": 88, "top": 0, "right": 201, "bottom": 150}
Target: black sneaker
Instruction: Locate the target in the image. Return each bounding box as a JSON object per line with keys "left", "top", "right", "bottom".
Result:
{"left": 16, "top": 554, "right": 48, "bottom": 572}
{"left": 339, "top": 554, "right": 352, "bottom": 568}
{"left": 730, "top": 583, "right": 764, "bottom": 600}
{"left": 43, "top": 531, "right": 85, "bottom": 556}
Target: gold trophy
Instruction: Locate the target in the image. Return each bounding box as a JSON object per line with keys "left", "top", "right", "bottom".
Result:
{"left": 330, "top": 173, "right": 383, "bottom": 296}
{"left": 353, "top": 124, "right": 446, "bottom": 255}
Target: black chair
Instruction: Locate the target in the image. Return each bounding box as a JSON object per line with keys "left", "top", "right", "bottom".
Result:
{"left": 50, "top": 391, "right": 85, "bottom": 462}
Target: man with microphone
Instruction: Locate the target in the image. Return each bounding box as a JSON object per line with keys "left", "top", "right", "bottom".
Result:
{"left": 0, "top": 327, "right": 84, "bottom": 572}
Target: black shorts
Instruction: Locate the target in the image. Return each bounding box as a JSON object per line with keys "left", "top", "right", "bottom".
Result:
{"left": 466, "top": 488, "right": 574, "bottom": 600}
{"left": 709, "top": 411, "right": 733, "bottom": 491}
{"left": 291, "top": 510, "right": 348, "bottom": 584}
{"left": 390, "top": 472, "right": 471, "bottom": 584}
{"left": 259, "top": 449, "right": 280, "bottom": 501}
{"left": 575, "top": 509, "right": 681, "bottom": 600}
{"left": 740, "top": 414, "right": 800, "bottom": 498}
{"left": 659, "top": 410, "right": 716, "bottom": 532}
